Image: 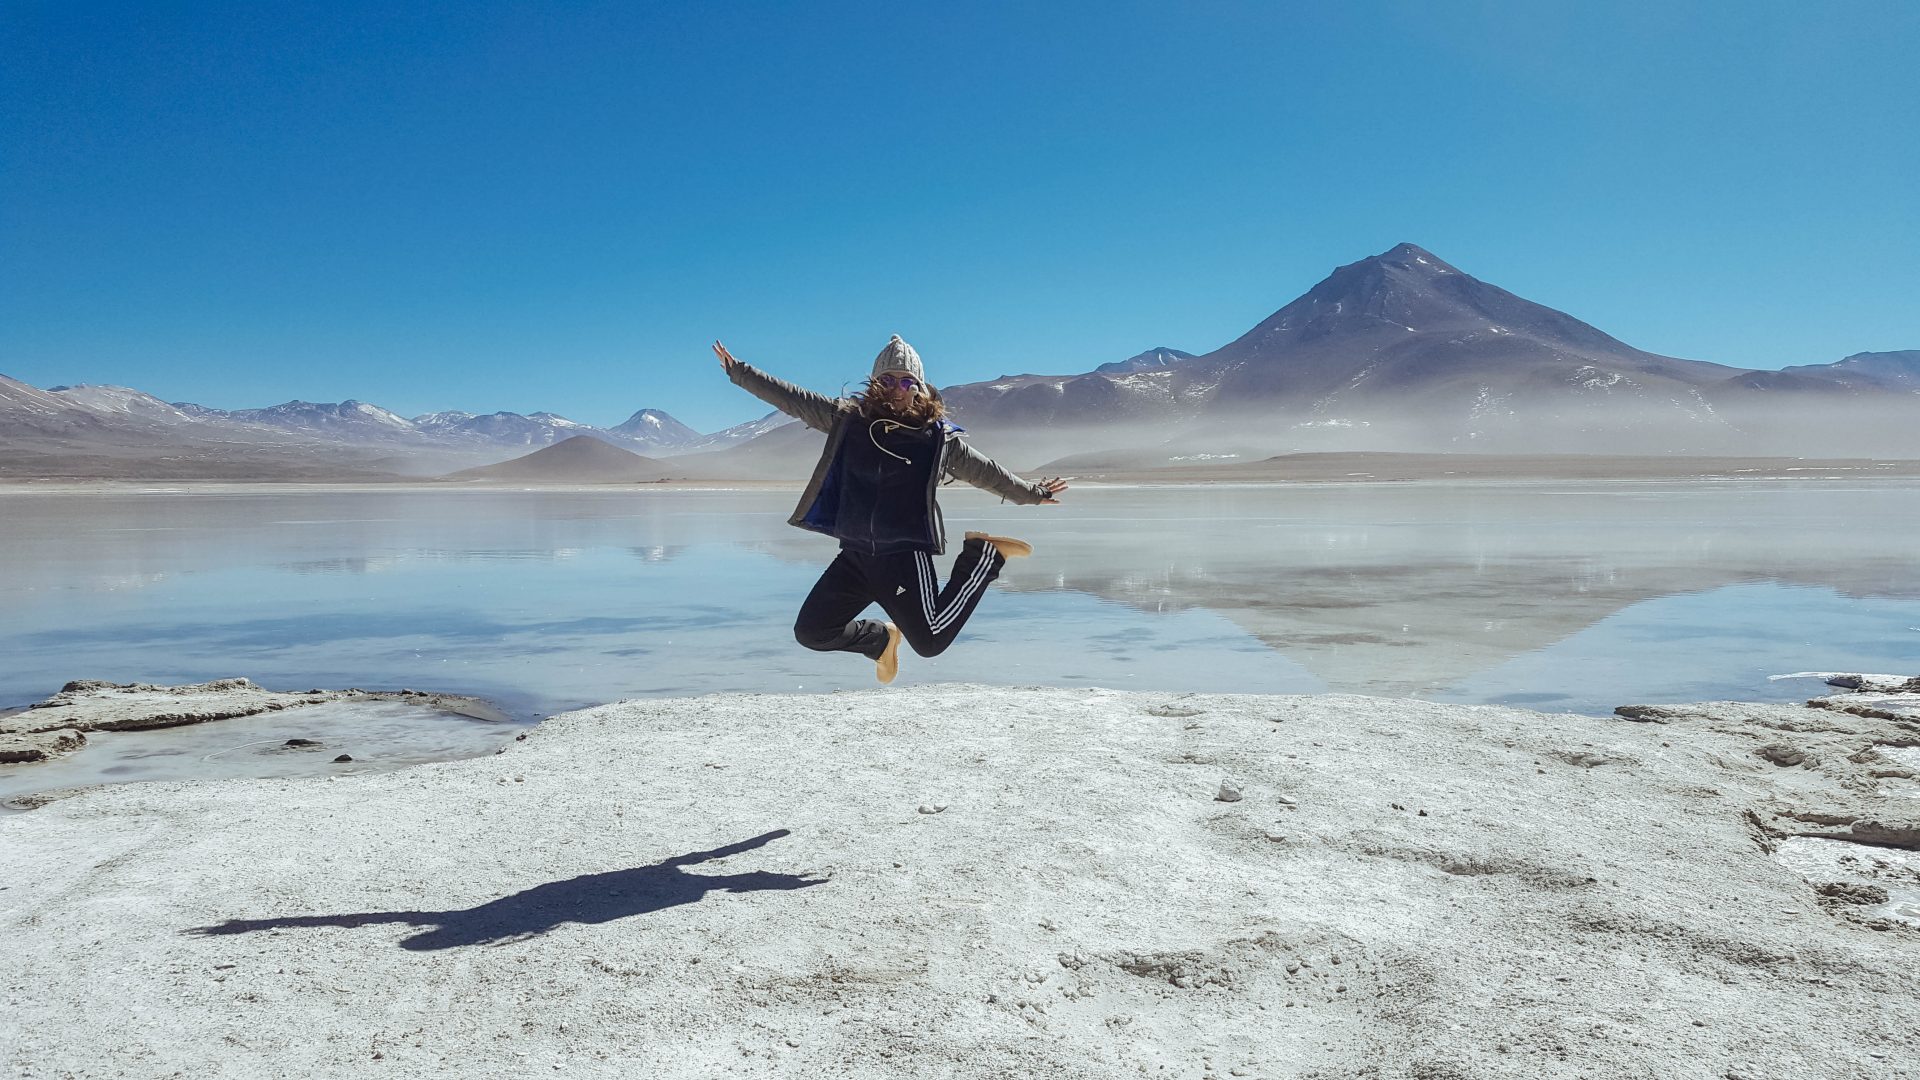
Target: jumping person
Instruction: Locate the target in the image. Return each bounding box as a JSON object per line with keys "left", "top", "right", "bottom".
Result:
{"left": 714, "top": 336, "right": 1068, "bottom": 684}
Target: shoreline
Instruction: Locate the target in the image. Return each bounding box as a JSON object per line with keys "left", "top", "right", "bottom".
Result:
{"left": 7, "top": 452, "right": 1920, "bottom": 494}
{"left": 3, "top": 682, "right": 1915, "bottom": 1077}
{"left": 0, "top": 677, "right": 510, "bottom": 766}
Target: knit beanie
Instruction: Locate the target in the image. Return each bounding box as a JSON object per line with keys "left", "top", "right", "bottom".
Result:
{"left": 871, "top": 334, "right": 926, "bottom": 384}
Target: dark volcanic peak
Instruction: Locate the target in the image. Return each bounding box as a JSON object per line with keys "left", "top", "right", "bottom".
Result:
{"left": 1222, "top": 242, "right": 1634, "bottom": 358}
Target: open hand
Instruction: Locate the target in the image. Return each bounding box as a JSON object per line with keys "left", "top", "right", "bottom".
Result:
{"left": 1039, "top": 476, "right": 1069, "bottom": 503}
{"left": 712, "top": 340, "right": 739, "bottom": 372}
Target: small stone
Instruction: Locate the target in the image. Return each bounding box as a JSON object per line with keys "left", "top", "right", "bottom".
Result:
{"left": 1216, "top": 780, "right": 1243, "bottom": 802}
{"left": 332, "top": 754, "right": 353, "bottom": 763}
{"left": 1276, "top": 794, "right": 1297, "bottom": 806}
{"left": 283, "top": 738, "right": 321, "bottom": 748}
{"left": 1757, "top": 743, "right": 1813, "bottom": 767}
{"left": 917, "top": 803, "right": 947, "bottom": 815}
{"left": 513, "top": 775, "right": 526, "bottom": 783}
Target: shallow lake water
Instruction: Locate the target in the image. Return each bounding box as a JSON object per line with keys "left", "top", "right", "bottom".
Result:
{"left": 3, "top": 481, "right": 1918, "bottom": 803}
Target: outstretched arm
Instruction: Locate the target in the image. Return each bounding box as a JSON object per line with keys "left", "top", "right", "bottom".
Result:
{"left": 943, "top": 439, "right": 1069, "bottom": 505}
{"left": 713, "top": 341, "right": 844, "bottom": 433}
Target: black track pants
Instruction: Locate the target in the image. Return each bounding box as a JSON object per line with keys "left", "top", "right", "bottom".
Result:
{"left": 793, "top": 538, "right": 1008, "bottom": 660}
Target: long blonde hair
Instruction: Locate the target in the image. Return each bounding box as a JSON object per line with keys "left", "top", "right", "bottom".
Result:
{"left": 854, "top": 377, "right": 946, "bottom": 425}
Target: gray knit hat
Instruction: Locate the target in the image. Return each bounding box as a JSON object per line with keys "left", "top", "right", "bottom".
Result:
{"left": 871, "top": 334, "right": 925, "bottom": 384}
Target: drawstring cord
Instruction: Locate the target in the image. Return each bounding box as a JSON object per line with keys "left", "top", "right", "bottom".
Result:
{"left": 868, "top": 417, "right": 927, "bottom": 463}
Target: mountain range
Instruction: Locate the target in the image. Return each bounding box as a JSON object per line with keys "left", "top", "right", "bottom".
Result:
{"left": 0, "top": 374, "right": 793, "bottom": 478}
{"left": 4, "top": 242, "right": 1915, "bottom": 478}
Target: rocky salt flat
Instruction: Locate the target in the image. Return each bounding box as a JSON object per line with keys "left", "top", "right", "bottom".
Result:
{"left": 2, "top": 682, "right": 1917, "bottom": 1079}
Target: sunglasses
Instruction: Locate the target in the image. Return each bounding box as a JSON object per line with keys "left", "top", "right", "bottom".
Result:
{"left": 874, "top": 373, "right": 921, "bottom": 392}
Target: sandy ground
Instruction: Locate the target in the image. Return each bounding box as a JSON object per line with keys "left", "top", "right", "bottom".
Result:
{"left": 2, "top": 685, "right": 1917, "bottom": 1079}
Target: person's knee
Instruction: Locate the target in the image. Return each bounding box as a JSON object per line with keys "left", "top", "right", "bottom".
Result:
{"left": 794, "top": 622, "right": 839, "bottom": 651}
{"left": 906, "top": 631, "right": 952, "bottom": 658}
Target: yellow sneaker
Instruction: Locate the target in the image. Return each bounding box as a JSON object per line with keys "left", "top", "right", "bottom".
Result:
{"left": 964, "top": 531, "right": 1033, "bottom": 558}
{"left": 876, "top": 622, "right": 903, "bottom": 684}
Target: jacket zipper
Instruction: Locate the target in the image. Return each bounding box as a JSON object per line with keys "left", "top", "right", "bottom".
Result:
{"left": 868, "top": 445, "right": 884, "bottom": 554}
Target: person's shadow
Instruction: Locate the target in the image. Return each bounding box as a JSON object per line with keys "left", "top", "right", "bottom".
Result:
{"left": 182, "top": 829, "right": 826, "bottom": 950}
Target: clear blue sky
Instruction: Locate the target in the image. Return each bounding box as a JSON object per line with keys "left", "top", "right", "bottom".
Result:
{"left": 4, "top": 1, "right": 1916, "bottom": 432}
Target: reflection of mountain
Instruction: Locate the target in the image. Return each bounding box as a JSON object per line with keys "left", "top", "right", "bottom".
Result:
{"left": 748, "top": 484, "right": 1920, "bottom": 696}
{"left": 9, "top": 485, "right": 1915, "bottom": 701}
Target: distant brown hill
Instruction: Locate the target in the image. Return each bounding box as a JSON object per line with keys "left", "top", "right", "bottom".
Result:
{"left": 444, "top": 435, "right": 673, "bottom": 483}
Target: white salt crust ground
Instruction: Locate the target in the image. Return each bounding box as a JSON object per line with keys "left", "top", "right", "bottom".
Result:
{"left": 2, "top": 685, "right": 1917, "bottom": 1080}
